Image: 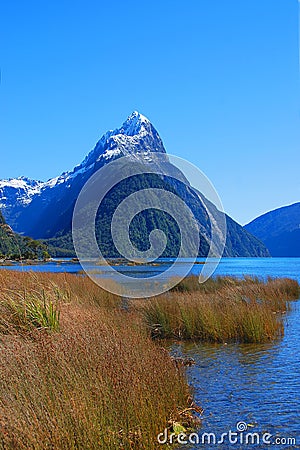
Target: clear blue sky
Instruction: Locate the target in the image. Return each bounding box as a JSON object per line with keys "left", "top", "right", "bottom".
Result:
{"left": 0, "top": 0, "right": 299, "bottom": 225}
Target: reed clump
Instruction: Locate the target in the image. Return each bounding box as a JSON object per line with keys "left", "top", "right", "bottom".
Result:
{"left": 0, "top": 271, "right": 191, "bottom": 450}
{"left": 136, "top": 276, "right": 299, "bottom": 343}
{"left": 0, "top": 271, "right": 298, "bottom": 448}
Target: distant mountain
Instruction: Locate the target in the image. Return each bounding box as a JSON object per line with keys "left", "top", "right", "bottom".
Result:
{"left": 245, "top": 203, "right": 300, "bottom": 257}
{"left": 0, "top": 177, "right": 44, "bottom": 232}
{"left": 0, "top": 112, "right": 269, "bottom": 258}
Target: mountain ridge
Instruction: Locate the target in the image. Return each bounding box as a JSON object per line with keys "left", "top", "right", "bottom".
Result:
{"left": 0, "top": 111, "right": 165, "bottom": 234}
{"left": 0, "top": 112, "right": 269, "bottom": 258}
{"left": 245, "top": 202, "right": 300, "bottom": 257}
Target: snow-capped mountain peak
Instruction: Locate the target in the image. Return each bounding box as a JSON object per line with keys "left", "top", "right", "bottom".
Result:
{"left": 78, "top": 111, "right": 165, "bottom": 170}
{"left": 118, "top": 111, "right": 150, "bottom": 136}
{"left": 0, "top": 176, "right": 42, "bottom": 190}
{"left": 0, "top": 112, "right": 166, "bottom": 232}
{"left": 0, "top": 113, "right": 271, "bottom": 258}
{"left": 0, "top": 177, "right": 44, "bottom": 207}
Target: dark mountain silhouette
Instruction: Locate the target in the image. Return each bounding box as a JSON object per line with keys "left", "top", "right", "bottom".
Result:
{"left": 245, "top": 202, "right": 300, "bottom": 257}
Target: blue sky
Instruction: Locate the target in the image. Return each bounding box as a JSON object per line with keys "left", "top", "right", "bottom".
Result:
{"left": 0, "top": 0, "right": 299, "bottom": 225}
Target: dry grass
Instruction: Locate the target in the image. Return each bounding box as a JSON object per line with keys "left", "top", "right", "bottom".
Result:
{"left": 135, "top": 276, "right": 299, "bottom": 343}
{"left": 0, "top": 271, "right": 191, "bottom": 450}
{"left": 0, "top": 271, "right": 298, "bottom": 449}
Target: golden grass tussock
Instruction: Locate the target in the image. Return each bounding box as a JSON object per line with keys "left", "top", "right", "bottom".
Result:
{"left": 135, "top": 276, "right": 299, "bottom": 343}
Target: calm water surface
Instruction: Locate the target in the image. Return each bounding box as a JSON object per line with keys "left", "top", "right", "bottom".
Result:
{"left": 1, "top": 257, "right": 300, "bottom": 281}
{"left": 172, "top": 301, "right": 300, "bottom": 449}
{"left": 174, "top": 259, "right": 299, "bottom": 449}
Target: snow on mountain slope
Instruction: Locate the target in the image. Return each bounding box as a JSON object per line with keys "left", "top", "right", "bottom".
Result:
{"left": 0, "top": 111, "right": 164, "bottom": 231}
{"left": 0, "top": 177, "right": 43, "bottom": 208}
{"left": 80, "top": 110, "right": 165, "bottom": 169}
{"left": 0, "top": 111, "right": 157, "bottom": 200}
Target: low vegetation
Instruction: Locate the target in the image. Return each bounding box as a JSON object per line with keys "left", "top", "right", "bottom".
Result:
{"left": 0, "top": 211, "right": 50, "bottom": 260}
{"left": 0, "top": 271, "right": 298, "bottom": 449}
{"left": 0, "top": 271, "right": 192, "bottom": 450}
{"left": 136, "top": 276, "right": 299, "bottom": 343}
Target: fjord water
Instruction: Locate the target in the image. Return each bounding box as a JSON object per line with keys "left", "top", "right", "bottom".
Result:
{"left": 1, "top": 258, "right": 299, "bottom": 447}
{"left": 173, "top": 307, "right": 300, "bottom": 449}
{"left": 175, "top": 258, "right": 300, "bottom": 449}
{"left": 2, "top": 257, "right": 300, "bottom": 281}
